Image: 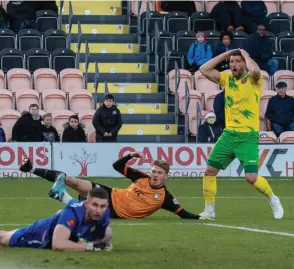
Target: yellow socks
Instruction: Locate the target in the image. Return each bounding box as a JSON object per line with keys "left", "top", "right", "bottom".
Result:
{"left": 253, "top": 176, "right": 274, "bottom": 198}
{"left": 203, "top": 176, "right": 217, "bottom": 204}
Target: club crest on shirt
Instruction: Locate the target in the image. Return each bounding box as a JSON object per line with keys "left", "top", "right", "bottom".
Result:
{"left": 241, "top": 77, "right": 248, "bottom": 84}
{"left": 154, "top": 193, "right": 160, "bottom": 200}
{"left": 67, "top": 219, "right": 76, "bottom": 227}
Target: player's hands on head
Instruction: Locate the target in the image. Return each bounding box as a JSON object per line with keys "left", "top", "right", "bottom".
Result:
{"left": 130, "top": 151, "right": 144, "bottom": 159}
{"left": 238, "top": 49, "right": 249, "bottom": 59}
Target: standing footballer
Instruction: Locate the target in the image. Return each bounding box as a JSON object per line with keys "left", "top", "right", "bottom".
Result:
{"left": 198, "top": 49, "right": 284, "bottom": 219}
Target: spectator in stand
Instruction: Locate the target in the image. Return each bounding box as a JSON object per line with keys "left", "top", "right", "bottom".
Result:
{"left": 265, "top": 82, "right": 294, "bottom": 137}
{"left": 210, "top": 1, "right": 243, "bottom": 32}
{"left": 241, "top": 0, "right": 268, "bottom": 34}
{"left": 35, "top": 1, "right": 58, "bottom": 13}
{"left": 92, "top": 94, "right": 122, "bottom": 143}
{"left": 214, "top": 31, "right": 234, "bottom": 71}
{"left": 198, "top": 111, "right": 222, "bottom": 143}
{"left": 12, "top": 104, "right": 43, "bottom": 142}
{"left": 41, "top": 113, "right": 59, "bottom": 142}
{"left": 0, "top": 121, "right": 6, "bottom": 142}
{"left": 213, "top": 90, "right": 225, "bottom": 130}
{"left": 62, "top": 115, "right": 86, "bottom": 142}
{"left": 187, "top": 32, "right": 212, "bottom": 73}
{"left": 243, "top": 23, "right": 278, "bottom": 76}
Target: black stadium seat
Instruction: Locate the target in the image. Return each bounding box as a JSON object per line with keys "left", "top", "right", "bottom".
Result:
{"left": 231, "top": 31, "right": 248, "bottom": 49}
{"left": 43, "top": 29, "right": 67, "bottom": 52}
{"left": 0, "top": 48, "right": 24, "bottom": 72}
{"left": 0, "top": 29, "right": 16, "bottom": 51}
{"left": 141, "top": 11, "right": 164, "bottom": 34}
{"left": 190, "top": 12, "right": 215, "bottom": 32}
{"left": 52, "top": 48, "right": 76, "bottom": 73}
{"left": 159, "top": 50, "right": 184, "bottom": 73}
{"left": 205, "top": 30, "right": 220, "bottom": 52}
{"left": 278, "top": 31, "right": 294, "bottom": 53}
{"left": 165, "top": 11, "right": 189, "bottom": 33}
{"left": 18, "top": 29, "right": 42, "bottom": 51}
{"left": 26, "top": 48, "right": 50, "bottom": 72}
{"left": 272, "top": 50, "right": 288, "bottom": 70}
{"left": 268, "top": 12, "right": 291, "bottom": 35}
{"left": 175, "top": 31, "right": 195, "bottom": 53}
{"left": 36, "top": 10, "right": 58, "bottom": 32}
{"left": 267, "top": 31, "right": 277, "bottom": 50}
{"left": 151, "top": 30, "right": 174, "bottom": 54}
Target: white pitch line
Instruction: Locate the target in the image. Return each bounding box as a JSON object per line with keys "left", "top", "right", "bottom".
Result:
{"left": 1, "top": 222, "right": 294, "bottom": 238}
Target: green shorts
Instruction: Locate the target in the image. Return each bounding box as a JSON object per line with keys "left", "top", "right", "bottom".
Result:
{"left": 207, "top": 129, "right": 259, "bottom": 173}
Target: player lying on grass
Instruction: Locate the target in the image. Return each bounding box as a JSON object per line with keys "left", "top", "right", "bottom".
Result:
{"left": 198, "top": 48, "right": 284, "bottom": 219}
{"left": 20, "top": 153, "right": 211, "bottom": 220}
{"left": 0, "top": 188, "right": 113, "bottom": 252}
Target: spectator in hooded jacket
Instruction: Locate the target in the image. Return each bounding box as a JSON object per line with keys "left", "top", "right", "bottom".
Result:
{"left": 187, "top": 31, "right": 212, "bottom": 72}
{"left": 92, "top": 94, "right": 122, "bottom": 142}
{"left": 62, "top": 115, "right": 86, "bottom": 142}
{"left": 241, "top": 0, "right": 268, "bottom": 34}
{"left": 265, "top": 81, "right": 294, "bottom": 137}
{"left": 0, "top": 121, "right": 6, "bottom": 142}
{"left": 41, "top": 113, "right": 59, "bottom": 142}
{"left": 243, "top": 23, "right": 278, "bottom": 76}
{"left": 210, "top": 1, "right": 243, "bottom": 32}
{"left": 214, "top": 31, "right": 234, "bottom": 71}
{"left": 12, "top": 104, "right": 43, "bottom": 142}
{"left": 213, "top": 90, "right": 225, "bottom": 130}
{"left": 198, "top": 111, "right": 222, "bottom": 143}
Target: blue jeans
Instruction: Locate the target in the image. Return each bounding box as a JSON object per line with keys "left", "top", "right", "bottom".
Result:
{"left": 266, "top": 59, "right": 279, "bottom": 76}
{"left": 272, "top": 122, "right": 294, "bottom": 137}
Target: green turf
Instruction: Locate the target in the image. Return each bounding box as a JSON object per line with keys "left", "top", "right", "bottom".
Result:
{"left": 1, "top": 178, "right": 294, "bottom": 269}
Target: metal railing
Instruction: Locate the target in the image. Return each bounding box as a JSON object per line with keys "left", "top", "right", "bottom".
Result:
{"left": 58, "top": 0, "right": 64, "bottom": 30}
{"left": 195, "top": 102, "right": 202, "bottom": 143}
{"left": 137, "top": 0, "right": 142, "bottom": 47}
{"left": 154, "top": 21, "right": 160, "bottom": 83}
{"left": 66, "top": 1, "right": 73, "bottom": 48}
{"left": 184, "top": 81, "right": 190, "bottom": 143}
{"left": 174, "top": 61, "right": 180, "bottom": 128}
{"left": 93, "top": 61, "right": 99, "bottom": 109}
{"left": 164, "top": 41, "right": 170, "bottom": 105}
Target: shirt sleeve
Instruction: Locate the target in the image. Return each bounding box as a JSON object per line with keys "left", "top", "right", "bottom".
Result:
{"left": 161, "top": 189, "right": 182, "bottom": 214}
{"left": 219, "top": 71, "right": 229, "bottom": 87}
{"left": 57, "top": 208, "right": 78, "bottom": 233}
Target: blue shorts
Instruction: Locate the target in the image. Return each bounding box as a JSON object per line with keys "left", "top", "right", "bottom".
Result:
{"left": 9, "top": 225, "right": 46, "bottom": 249}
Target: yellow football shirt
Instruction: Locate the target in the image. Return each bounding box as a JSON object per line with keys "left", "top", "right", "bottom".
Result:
{"left": 219, "top": 71, "right": 262, "bottom": 132}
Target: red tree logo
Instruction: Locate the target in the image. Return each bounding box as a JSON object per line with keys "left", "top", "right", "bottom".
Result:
{"left": 69, "top": 149, "right": 98, "bottom": 176}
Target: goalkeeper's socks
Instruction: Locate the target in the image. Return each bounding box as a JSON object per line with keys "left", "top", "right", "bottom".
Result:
{"left": 33, "top": 168, "right": 61, "bottom": 183}
{"left": 63, "top": 193, "right": 77, "bottom": 206}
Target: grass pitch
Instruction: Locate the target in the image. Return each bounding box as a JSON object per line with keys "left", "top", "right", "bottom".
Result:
{"left": 0, "top": 178, "right": 294, "bottom": 269}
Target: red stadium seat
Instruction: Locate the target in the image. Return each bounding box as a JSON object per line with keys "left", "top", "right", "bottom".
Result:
{"left": 60, "top": 68, "right": 84, "bottom": 94}
{"left": 78, "top": 109, "right": 96, "bottom": 135}
{"left": 0, "top": 89, "right": 13, "bottom": 111}
{"left": 7, "top": 68, "right": 31, "bottom": 93}
{"left": 15, "top": 89, "right": 39, "bottom": 113}
{"left": 194, "top": 70, "right": 219, "bottom": 94}
{"left": 0, "top": 109, "right": 21, "bottom": 141}
{"left": 69, "top": 89, "right": 93, "bottom": 113}
{"left": 33, "top": 68, "right": 57, "bottom": 93}
{"left": 42, "top": 89, "right": 66, "bottom": 113}
{"left": 51, "top": 109, "right": 75, "bottom": 135}
{"left": 279, "top": 131, "right": 294, "bottom": 143}
{"left": 259, "top": 131, "right": 277, "bottom": 143}
{"left": 168, "top": 69, "right": 192, "bottom": 95}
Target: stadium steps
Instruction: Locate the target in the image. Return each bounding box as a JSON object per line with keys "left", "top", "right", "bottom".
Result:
{"left": 117, "top": 135, "right": 185, "bottom": 143}
{"left": 122, "top": 114, "right": 175, "bottom": 124}
{"left": 119, "top": 124, "right": 177, "bottom": 135}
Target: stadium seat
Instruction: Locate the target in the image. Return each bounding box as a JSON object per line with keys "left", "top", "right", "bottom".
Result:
{"left": 151, "top": 30, "right": 174, "bottom": 54}
{"left": 267, "top": 31, "right": 277, "bottom": 50}
{"left": 278, "top": 31, "right": 294, "bottom": 53}
{"left": 140, "top": 11, "right": 164, "bottom": 34}
{"left": 0, "top": 89, "right": 13, "bottom": 111}
{"left": 205, "top": 30, "right": 221, "bottom": 52}
{"left": 42, "top": 89, "right": 66, "bottom": 112}
{"left": 180, "top": 89, "right": 202, "bottom": 114}
{"left": 26, "top": 49, "right": 51, "bottom": 73}
{"left": 0, "top": 48, "right": 24, "bottom": 72}
{"left": 60, "top": 68, "right": 84, "bottom": 93}
{"left": 175, "top": 31, "right": 196, "bottom": 53}
{"left": 51, "top": 109, "right": 75, "bottom": 135}
{"left": 7, "top": 68, "right": 31, "bottom": 93}
{"left": 286, "top": 89, "right": 294, "bottom": 97}
{"left": 33, "top": 68, "right": 58, "bottom": 93}
{"left": 38, "top": 109, "right": 47, "bottom": 117}
{"left": 36, "top": 10, "right": 58, "bottom": 32}
{"left": 0, "top": 29, "right": 16, "bottom": 51}
{"left": 131, "top": 0, "right": 156, "bottom": 16}
{"left": 190, "top": 12, "right": 215, "bottom": 32}
{"left": 78, "top": 109, "right": 96, "bottom": 135}
{"left": 15, "top": 89, "right": 39, "bottom": 113}
{"left": 205, "top": 90, "right": 221, "bottom": 111}
{"left": 194, "top": 70, "right": 219, "bottom": 93}
{"left": 18, "top": 29, "right": 42, "bottom": 51}
{"left": 52, "top": 49, "right": 76, "bottom": 73}
{"left": 168, "top": 69, "right": 192, "bottom": 95}
{"left": 165, "top": 12, "right": 190, "bottom": 33}
{"left": 0, "top": 109, "right": 21, "bottom": 141}
{"left": 260, "top": 90, "right": 277, "bottom": 117}
{"left": 259, "top": 131, "right": 277, "bottom": 143}
{"left": 0, "top": 70, "right": 5, "bottom": 89}
{"left": 272, "top": 51, "right": 288, "bottom": 70}
{"left": 231, "top": 31, "right": 248, "bottom": 49}
{"left": 43, "top": 29, "right": 67, "bottom": 52}
{"left": 189, "top": 109, "right": 206, "bottom": 136}
{"left": 88, "top": 131, "right": 96, "bottom": 143}
{"left": 280, "top": 0, "right": 294, "bottom": 17}
{"left": 279, "top": 131, "right": 294, "bottom": 143}
{"left": 273, "top": 70, "right": 294, "bottom": 90}
{"left": 289, "top": 51, "right": 294, "bottom": 71}
{"left": 261, "top": 70, "right": 270, "bottom": 91}
{"left": 268, "top": 12, "right": 291, "bottom": 35}
{"left": 69, "top": 89, "right": 93, "bottom": 113}
{"left": 159, "top": 50, "right": 184, "bottom": 73}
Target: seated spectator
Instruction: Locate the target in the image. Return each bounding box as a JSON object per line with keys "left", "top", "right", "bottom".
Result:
{"left": 198, "top": 111, "right": 222, "bottom": 143}
{"left": 0, "top": 121, "right": 6, "bottom": 142}
{"left": 243, "top": 23, "right": 278, "bottom": 76}
{"left": 187, "top": 32, "right": 212, "bottom": 72}
{"left": 213, "top": 90, "right": 225, "bottom": 130}
{"left": 265, "top": 81, "right": 294, "bottom": 137}
{"left": 214, "top": 31, "right": 234, "bottom": 71}
{"left": 41, "top": 113, "right": 59, "bottom": 142}
{"left": 241, "top": 0, "right": 268, "bottom": 34}
{"left": 93, "top": 94, "right": 122, "bottom": 143}
{"left": 62, "top": 115, "right": 86, "bottom": 142}
{"left": 0, "top": 5, "right": 8, "bottom": 28}
{"left": 12, "top": 104, "right": 43, "bottom": 142}
{"left": 210, "top": 1, "right": 243, "bottom": 32}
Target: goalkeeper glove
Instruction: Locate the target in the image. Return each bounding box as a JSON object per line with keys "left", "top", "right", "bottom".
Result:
{"left": 84, "top": 241, "right": 113, "bottom": 252}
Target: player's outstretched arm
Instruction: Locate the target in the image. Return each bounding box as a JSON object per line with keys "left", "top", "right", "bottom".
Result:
{"left": 239, "top": 49, "right": 261, "bottom": 83}
{"left": 176, "top": 209, "right": 212, "bottom": 220}
{"left": 112, "top": 152, "right": 148, "bottom": 182}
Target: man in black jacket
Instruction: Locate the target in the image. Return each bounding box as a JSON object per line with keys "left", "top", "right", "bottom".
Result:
{"left": 213, "top": 90, "right": 225, "bottom": 130}
{"left": 265, "top": 81, "right": 294, "bottom": 137}
{"left": 92, "top": 94, "right": 122, "bottom": 142}
{"left": 12, "top": 104, "right": 43, "bottom": 142}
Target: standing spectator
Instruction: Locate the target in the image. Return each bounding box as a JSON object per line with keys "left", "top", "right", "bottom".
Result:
{"left": 62, "top": 115, "right": 86, "bottom": 142}
{"left": 187, "top": 32, "right": 212, "bottom": 72}
{"left": 12, "top": 104, "right": 43, "bottom": 142}
{"left": 198, "top": 111, "right": 222, "bottom": 143}
{"left": 214, "top": 31, "right": 234, "bottom": 71}
{"left": 213, "top": 90, "right": 225, "bottom": 130}
{"left": 265, "top": 82, "right": 294, "bottom": 137}
{"left": 243, "top": 23, "right": 278, "bottom": 76}
{"left": 41, "top": 113, "right": 59, "bottom": 142}
{"left": 241, "top": 0, "right": 267, "bottom": 34}
{"left": 92, "top": 94, "right": 122, "bottom": 143}
{"left": 210, "top": 1, "right": 243, "bottom": 32}
{"left": 0, "top": 121, "right": 6, "bottom": 142}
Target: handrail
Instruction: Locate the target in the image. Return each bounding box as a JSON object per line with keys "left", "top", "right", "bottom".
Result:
{"left": 94, "top": 61, "right": 99, "bottom": 109}
{"left": 66, "top": 1, "right": 73, "bottom": 48}
{"left": 58, "top": 0, "right": 64, "bottom": 30}
{"left": 174, "top": 61, "right": 180, "bottom": 127}
{"left": 196, "top": 102, "right": 202, "bottom": 143}
{"left": 145, "top": 1, "right": 151, "bottom": 66}
{"left": 184, "top": 81, "right": 190, "bottom": 143}
{"left": 154, "top": 21, "right": 160, "bottom": 83}
{"left": 104, "top": 81, "right": 109, "bottom": 95}
{"left": 84, "top": 40, "right": 89, "bottom": 88}
{"left": 164, "top": 41, "right": 170, "bottom": 104}
{"left": 137, "top": 0, "right": 142, "bottom": 46}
